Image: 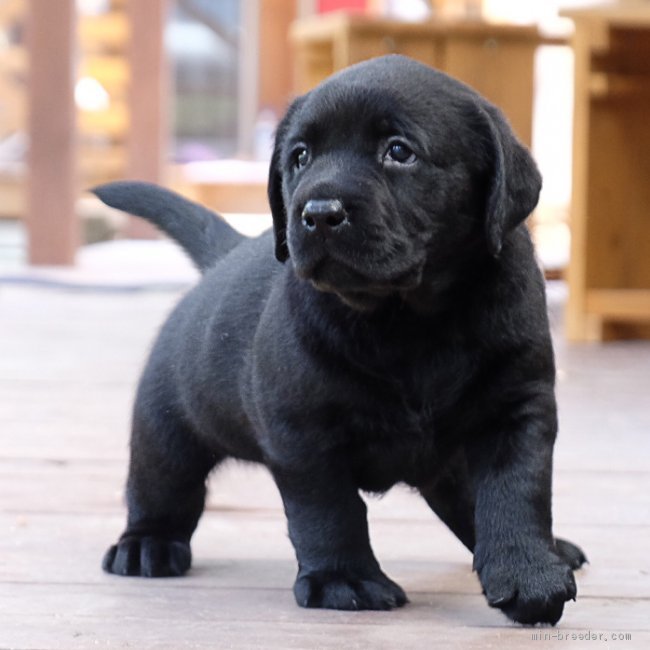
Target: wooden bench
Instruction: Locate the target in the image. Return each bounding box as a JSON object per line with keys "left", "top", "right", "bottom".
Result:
{"left": 563, "top": 3, "right": 650, "bottom": 340}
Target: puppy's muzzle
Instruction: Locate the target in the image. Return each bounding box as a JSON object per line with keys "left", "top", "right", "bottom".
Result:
{"left": 301, "top": 199, "right": 349, "bottom": 235}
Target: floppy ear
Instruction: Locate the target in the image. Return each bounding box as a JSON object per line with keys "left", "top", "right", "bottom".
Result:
{"left": 268, "top": 96, "right": 306, "bottom": 263}
{"left": 480, "top": 104, "right": 542, "bottom": 257}
{"left": 268, "top": 131, "right": 289, "bottom": 263}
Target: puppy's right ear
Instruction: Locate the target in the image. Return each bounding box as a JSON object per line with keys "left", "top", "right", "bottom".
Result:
{"left": 268, "top": 96, "right": 305, "bottom": 263}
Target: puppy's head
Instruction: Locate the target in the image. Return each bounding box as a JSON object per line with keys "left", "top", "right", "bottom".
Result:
{"left": 269, "top": 55, "right": 541, "bottom": 310}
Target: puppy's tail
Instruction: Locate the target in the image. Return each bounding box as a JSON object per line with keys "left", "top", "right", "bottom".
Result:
{"left": 92, "top": 181, "right": 245, "bottom": 273}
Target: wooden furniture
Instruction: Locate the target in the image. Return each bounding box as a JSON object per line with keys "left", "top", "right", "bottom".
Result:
{"left": 123, "top": 0, "right": 167, "bottom": 239}
{"left": 172, "top": 161, "right": 271, "bottom": 214}
{"left": 0, "top": 0, "right": 27, "bottom": 220}
{"left": 0, "top": 0, "right": 132, "bottom": 222}
{"left": 22, "top": 0, "right": 168, "bottom": 261}
{"left": 562, "top": 3, "right": 650, "bottom": 340}
{"left": 290, "top": 13, "right": 551, "bottom": 147}
{"left": 77, "top": 0, "right": 131, "bottom": 188}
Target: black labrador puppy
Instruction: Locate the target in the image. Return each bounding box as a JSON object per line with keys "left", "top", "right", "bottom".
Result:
{"left": 96, "top": 55, "right": 586, "bottom": 625}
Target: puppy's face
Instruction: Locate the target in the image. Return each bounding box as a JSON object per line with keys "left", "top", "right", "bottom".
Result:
{"left": 269, "top": 55, "right": 541, "bottom": 309}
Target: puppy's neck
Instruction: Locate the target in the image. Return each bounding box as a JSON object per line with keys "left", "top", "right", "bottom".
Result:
{"left": 400, "top": 251, "right": 495, "bottom": 316}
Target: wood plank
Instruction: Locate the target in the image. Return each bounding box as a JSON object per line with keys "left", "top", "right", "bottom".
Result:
{"left": 443, "top": 37, "right": 535, "bottom": 146}
{"left": 79, "top": 12, "right": 129, "bottom": 53}
{"left": 565, "top": 19, "right": 610, "bottom": 341}
{"left": 586, "top": 289, "right": 650, "bottom": 321}
{"left": 586, "top": 97, "right": 650, "bottom": 293}
{"left": 562, "top": 3, "right": 650, "bottom": 27}
{"left": 2, "top": 512, "right": 650, "bottom": 599}
{"left": 192, "top": 181, "right": 270, "bottom": 214}
{"left": 259, "top": 0, "right": 296, "bottom": 116}
{"left": 0, "top": 585, "right": 647, "bottom": 649}
{"left": 0, "top": 610, "right": 646, "bottom": 650}
{"left": 25, "top": 0, "right": 78, "bottom": 265}
{"left": 1, "top": 455, "right": 649, "bottom": 527}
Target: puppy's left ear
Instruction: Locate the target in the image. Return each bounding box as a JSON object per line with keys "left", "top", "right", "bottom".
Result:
{"left": 268, "top": 96, "right": 306, "bottom": 263}
{"left": 480, "top": 104, "right": 542, "bottom": 257}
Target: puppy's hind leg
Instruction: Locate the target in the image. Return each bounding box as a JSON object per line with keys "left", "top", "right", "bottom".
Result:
{"left": 103, "top": 401, "right": 221, "bottom": 578}
{"left": 555, "top": 537, "right": 588, "bottom": 570}
{"left": 419, "top": 454, "right": 476, "bottom": 553}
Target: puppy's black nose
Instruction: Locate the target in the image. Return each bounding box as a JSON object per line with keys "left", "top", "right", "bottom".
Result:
{"left": 301, "top": 199, "right": 348, "bottom": 233}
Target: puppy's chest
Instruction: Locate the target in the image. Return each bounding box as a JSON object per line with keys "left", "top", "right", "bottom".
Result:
{"left": 364, "top": 342, "right": 480, "bottom": 418}
{"left": 337, "top": 348, "right": 481, "bottom": 486}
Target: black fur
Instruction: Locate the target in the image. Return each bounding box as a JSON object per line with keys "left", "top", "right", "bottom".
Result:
{"left": 93, "top": 181, "right": 243, "bottom": 272}
{"left": 98, "top": 55, "right": 585, "bottom": 625}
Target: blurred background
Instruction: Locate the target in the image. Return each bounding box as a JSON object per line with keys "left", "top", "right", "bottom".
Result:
{"left": 0, "top": 0, "right": 649, "bottom": 340}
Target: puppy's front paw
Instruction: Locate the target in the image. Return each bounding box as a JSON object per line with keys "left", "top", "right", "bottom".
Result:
{"left": 294, "top": 569, "right": 408, "bottom": 611}
{"left": 476, "top": 545, "right": 576, "bottom": 625}
{"left": 102, "top": 535, "right": 191, "bottom": 577}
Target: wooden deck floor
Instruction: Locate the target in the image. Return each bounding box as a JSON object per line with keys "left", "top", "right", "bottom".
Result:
{"left": 1, "top": 279, "right": 649, "bottom": 649}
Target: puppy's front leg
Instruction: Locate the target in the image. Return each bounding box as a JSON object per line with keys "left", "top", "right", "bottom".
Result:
{"left": 273, "top": 468, "right": 407, "bottom": 610}
{"left": 469, "top": 395, "right": 577, "bottom": 625}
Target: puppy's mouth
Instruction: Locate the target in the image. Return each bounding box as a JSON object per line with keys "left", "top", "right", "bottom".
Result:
{"left": 294, "top": 254, "right": 424, "bottom": 307}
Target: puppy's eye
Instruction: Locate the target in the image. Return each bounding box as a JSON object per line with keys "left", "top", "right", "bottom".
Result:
{"left": 384, "top": 141, "right": 416, "bottom": 165}
{"left": 292, "top": 146, "right": 310, "bottom": 169}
